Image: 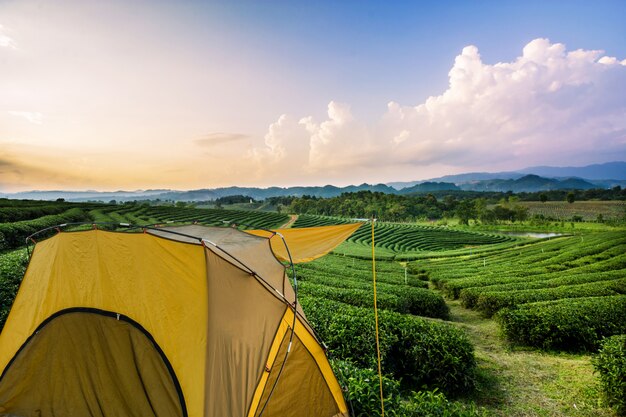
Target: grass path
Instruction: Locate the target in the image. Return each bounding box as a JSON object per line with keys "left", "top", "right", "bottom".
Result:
{"left": 444, "top": 299, "right": 616, "bottom": 417}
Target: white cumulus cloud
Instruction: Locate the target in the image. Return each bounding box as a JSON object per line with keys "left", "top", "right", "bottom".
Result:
{"left": 381, "top": 38, "right": 626, "bottom": 169}
{"left": 251, "top": 38, "right": 626, "bottom": 181}
{"left": 0, "top": 25, "right": 17, "bottom": 49}
{"left": 247, "top": 114, "right": 310, "bottom": 181}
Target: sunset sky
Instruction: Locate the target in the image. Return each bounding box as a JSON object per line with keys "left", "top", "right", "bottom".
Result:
{"left": 1, "top": 0, "right": 625, "bottom": 192}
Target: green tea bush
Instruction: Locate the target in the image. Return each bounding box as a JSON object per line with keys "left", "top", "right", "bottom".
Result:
{"left": 332, "top": 360, "right": 485, "bottom": 417}
{"left": 299, "top": 281, "right": 449, "bottom": 319}
{"left": 301, "top": 296, "right": 475, "bottom": 394}
{"left": 0, "top": 249, "right": 29, "bottom": 331}
{"left": 497, "top": 295, "right": 626, "bottom": 351}
{"left": 331, "top": 360, "right": 404, "bottom": 417}
{"left": 402, "top": 390, "right": 487, "bottom": 417}
{"left": 405, "top": 264, "right": 430, "bottom": 281}
{"left": 0, "top": 205, "right": 68, "bottom": 223}
{"left": 593, "top": 335, "right": 626, "bottom": 415}
{"left": 474, "top": 278, "right": 626, "bottom": 317}
{"left": 459, "top": 269, "right": 626, "bottom": 309}
{"left": 0, "top": 208, "right": 90, "bottom": 249}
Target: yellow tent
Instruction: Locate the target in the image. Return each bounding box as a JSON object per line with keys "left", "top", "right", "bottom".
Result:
{"left": 0, "top": 223, "right": 361, "bottom": 417}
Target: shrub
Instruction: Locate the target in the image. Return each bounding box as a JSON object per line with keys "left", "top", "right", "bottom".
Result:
{"left": 0, "top": 249, "right": 29, "bottom": 331}
{"left": 497, "top": 295, "right": 626, "bottom": 351}
{"left": 301, "top": 296, "right": 476, "bottom": 394}
{"left": 0, "top": 205, "right": 68, "bottom": 223}
{"left": 331, "top": 360, "right": 403, "bottom": 417}
{"left": 0, "top": 208, "right": 90, "bottom": 249}
{"left": 403, "top": 390, "right": 487, "bottom": 417}
{"left": 593, "top": 335, "right": 626, "bottom": 415}
{"left": 474, "top": 278, "right": 626, "bottom": 318}
{"left": 332, "top": 360, "right": 485, "bottom": 417}
{"left": 299, "top": 282, "right": 449, "bottom": 319}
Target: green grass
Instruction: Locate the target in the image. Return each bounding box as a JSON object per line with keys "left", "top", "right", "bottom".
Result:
{"left": 446, "top": 300, "right": 616, "bottom": 417}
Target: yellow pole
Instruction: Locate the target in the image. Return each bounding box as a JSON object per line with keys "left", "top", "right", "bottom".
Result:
{"left": 371, "top": 218, "right": 385, "bottom": 417}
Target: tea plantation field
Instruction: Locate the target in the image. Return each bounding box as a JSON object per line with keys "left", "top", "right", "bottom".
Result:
{"left": 1, "top": 199, "right": 625, "bottom": 416}
{"left": 421, "top": 231, "right": 626, "bottom": 351}
{"left": 295, "top": 214, "right": 520, "bottom": 259}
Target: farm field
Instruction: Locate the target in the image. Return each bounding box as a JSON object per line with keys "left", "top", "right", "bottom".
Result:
{"left": 0, "top": 199, "right": 625, "bottom": 415}
{"left": 295, "top": 214, "right": 522, "bottom": 260}
{"left": 518, "top": 200, "right": 626, "bottom": 221}
{"left": 421, "top": 231, "right": 626, "bottom": 350}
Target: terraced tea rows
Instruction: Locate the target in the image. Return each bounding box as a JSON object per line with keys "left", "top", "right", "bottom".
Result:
{"left": 101, "top": 205, "right": 288, "bottom": 229}
{"left": 348, "top": 222, "right": 515, "bottom": 252}
{"left": 297, "top": 254, "right": 448, "bottom": 319}
{"left": 295, "top": 254, "right": 478, "bottom": 400}
{"left": 292, "top": 214, "right": 351, "bottom": 228}
{"left": 418, "top": 231, "right": 626, "bottom": 350}
{"left": 0, "top": 200, "right": 289, "bottom": 250}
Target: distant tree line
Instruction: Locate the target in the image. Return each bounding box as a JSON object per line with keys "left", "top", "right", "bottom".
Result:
{"left": 516, "top": 186, "right": 625, "bottom": 202}
{"left": 268, "top": 187, "right": 625, "bottom": 224}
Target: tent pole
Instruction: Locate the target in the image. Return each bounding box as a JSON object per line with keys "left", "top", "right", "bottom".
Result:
{"left": 371, "top": 218, "right": 385, "bottom": 417}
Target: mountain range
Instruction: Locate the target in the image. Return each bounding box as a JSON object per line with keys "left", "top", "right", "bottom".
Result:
{"left": 1, "top": 161, "right": 624, "bottom": 202}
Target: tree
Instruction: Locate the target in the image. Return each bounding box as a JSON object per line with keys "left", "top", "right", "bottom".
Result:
{"left": 456, "top": 200, "right": 476, "bottom": 225}
{"left": 539, "top": 193, "right": 548, "bottom": 203}
{"left": 566, "top": 192, "right": 575, "bottom": 204}
{"left": 474, "top": 198, "right": 487, "bottom": 215}
{"left": 512, "top": 205, "right": 529, "bottom": 222}
{"left": 493, "top": 205, "right": 514, "bottom": 222}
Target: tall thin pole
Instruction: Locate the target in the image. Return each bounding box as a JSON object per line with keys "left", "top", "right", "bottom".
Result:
{"left": 371, "top": 218, "right": 385, "bottom": 417}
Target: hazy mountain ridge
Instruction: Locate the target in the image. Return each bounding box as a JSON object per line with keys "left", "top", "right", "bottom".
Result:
{"left": 1, "top": 162, "right": 624, "bottom": 202}
{"left": 518, "top": 161, "right": 626, "bottom": 180}
{"left": 389, "top": 161, "right": 626, "bottom": 189}
{"left": 458, "top": 175, "right": 596, "bottom": 192}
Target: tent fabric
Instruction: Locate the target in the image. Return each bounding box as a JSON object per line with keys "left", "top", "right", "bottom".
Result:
{"left": 246, "top": 223, "right": 363, "bottom": 263}
{"left": 249, "top": 311, "right": 347, "bottom": 417}
{"left": 254, "top": 334, "right": 339, "bottom": 417}
{"left": 0, "top": 310, "right": 184, "bottom": 417}
{"left": 0, "top": 231, "right": 208, "bottom": 416}
{"left": 147, "top": 225, "right": 309, "bottom": 323}
{"left": 203, "top": 246, "right": 287, "bottom": 417}
{"left": 0, "top": 226, "right": 352, "bottom": 417}
{"left": 147, "top": 226, "right": 287, "bottom": 288}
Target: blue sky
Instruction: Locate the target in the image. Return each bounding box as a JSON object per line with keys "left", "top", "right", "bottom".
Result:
{"left": 201, "top": 0, "right": 626, "bottom": 117}
{"left": 0, "top": 0, "right": 625, "bottom": 190}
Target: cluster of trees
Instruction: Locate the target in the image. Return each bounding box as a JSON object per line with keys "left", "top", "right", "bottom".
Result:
{"left": 273, "top": 192, "right": 449, "bottom": 221}
{"left": 214, "top": 195, "right": 254, "bottom": 205}
{"left": 454, "top": 199, "right": 528, "bottom": 225}
{"left": 271, "top": 191, "right": 532, "bottom": 224}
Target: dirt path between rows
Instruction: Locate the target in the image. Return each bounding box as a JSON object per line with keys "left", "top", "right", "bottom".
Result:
{"left": 278, "top": 214, "right": 298, "bottom": 229}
